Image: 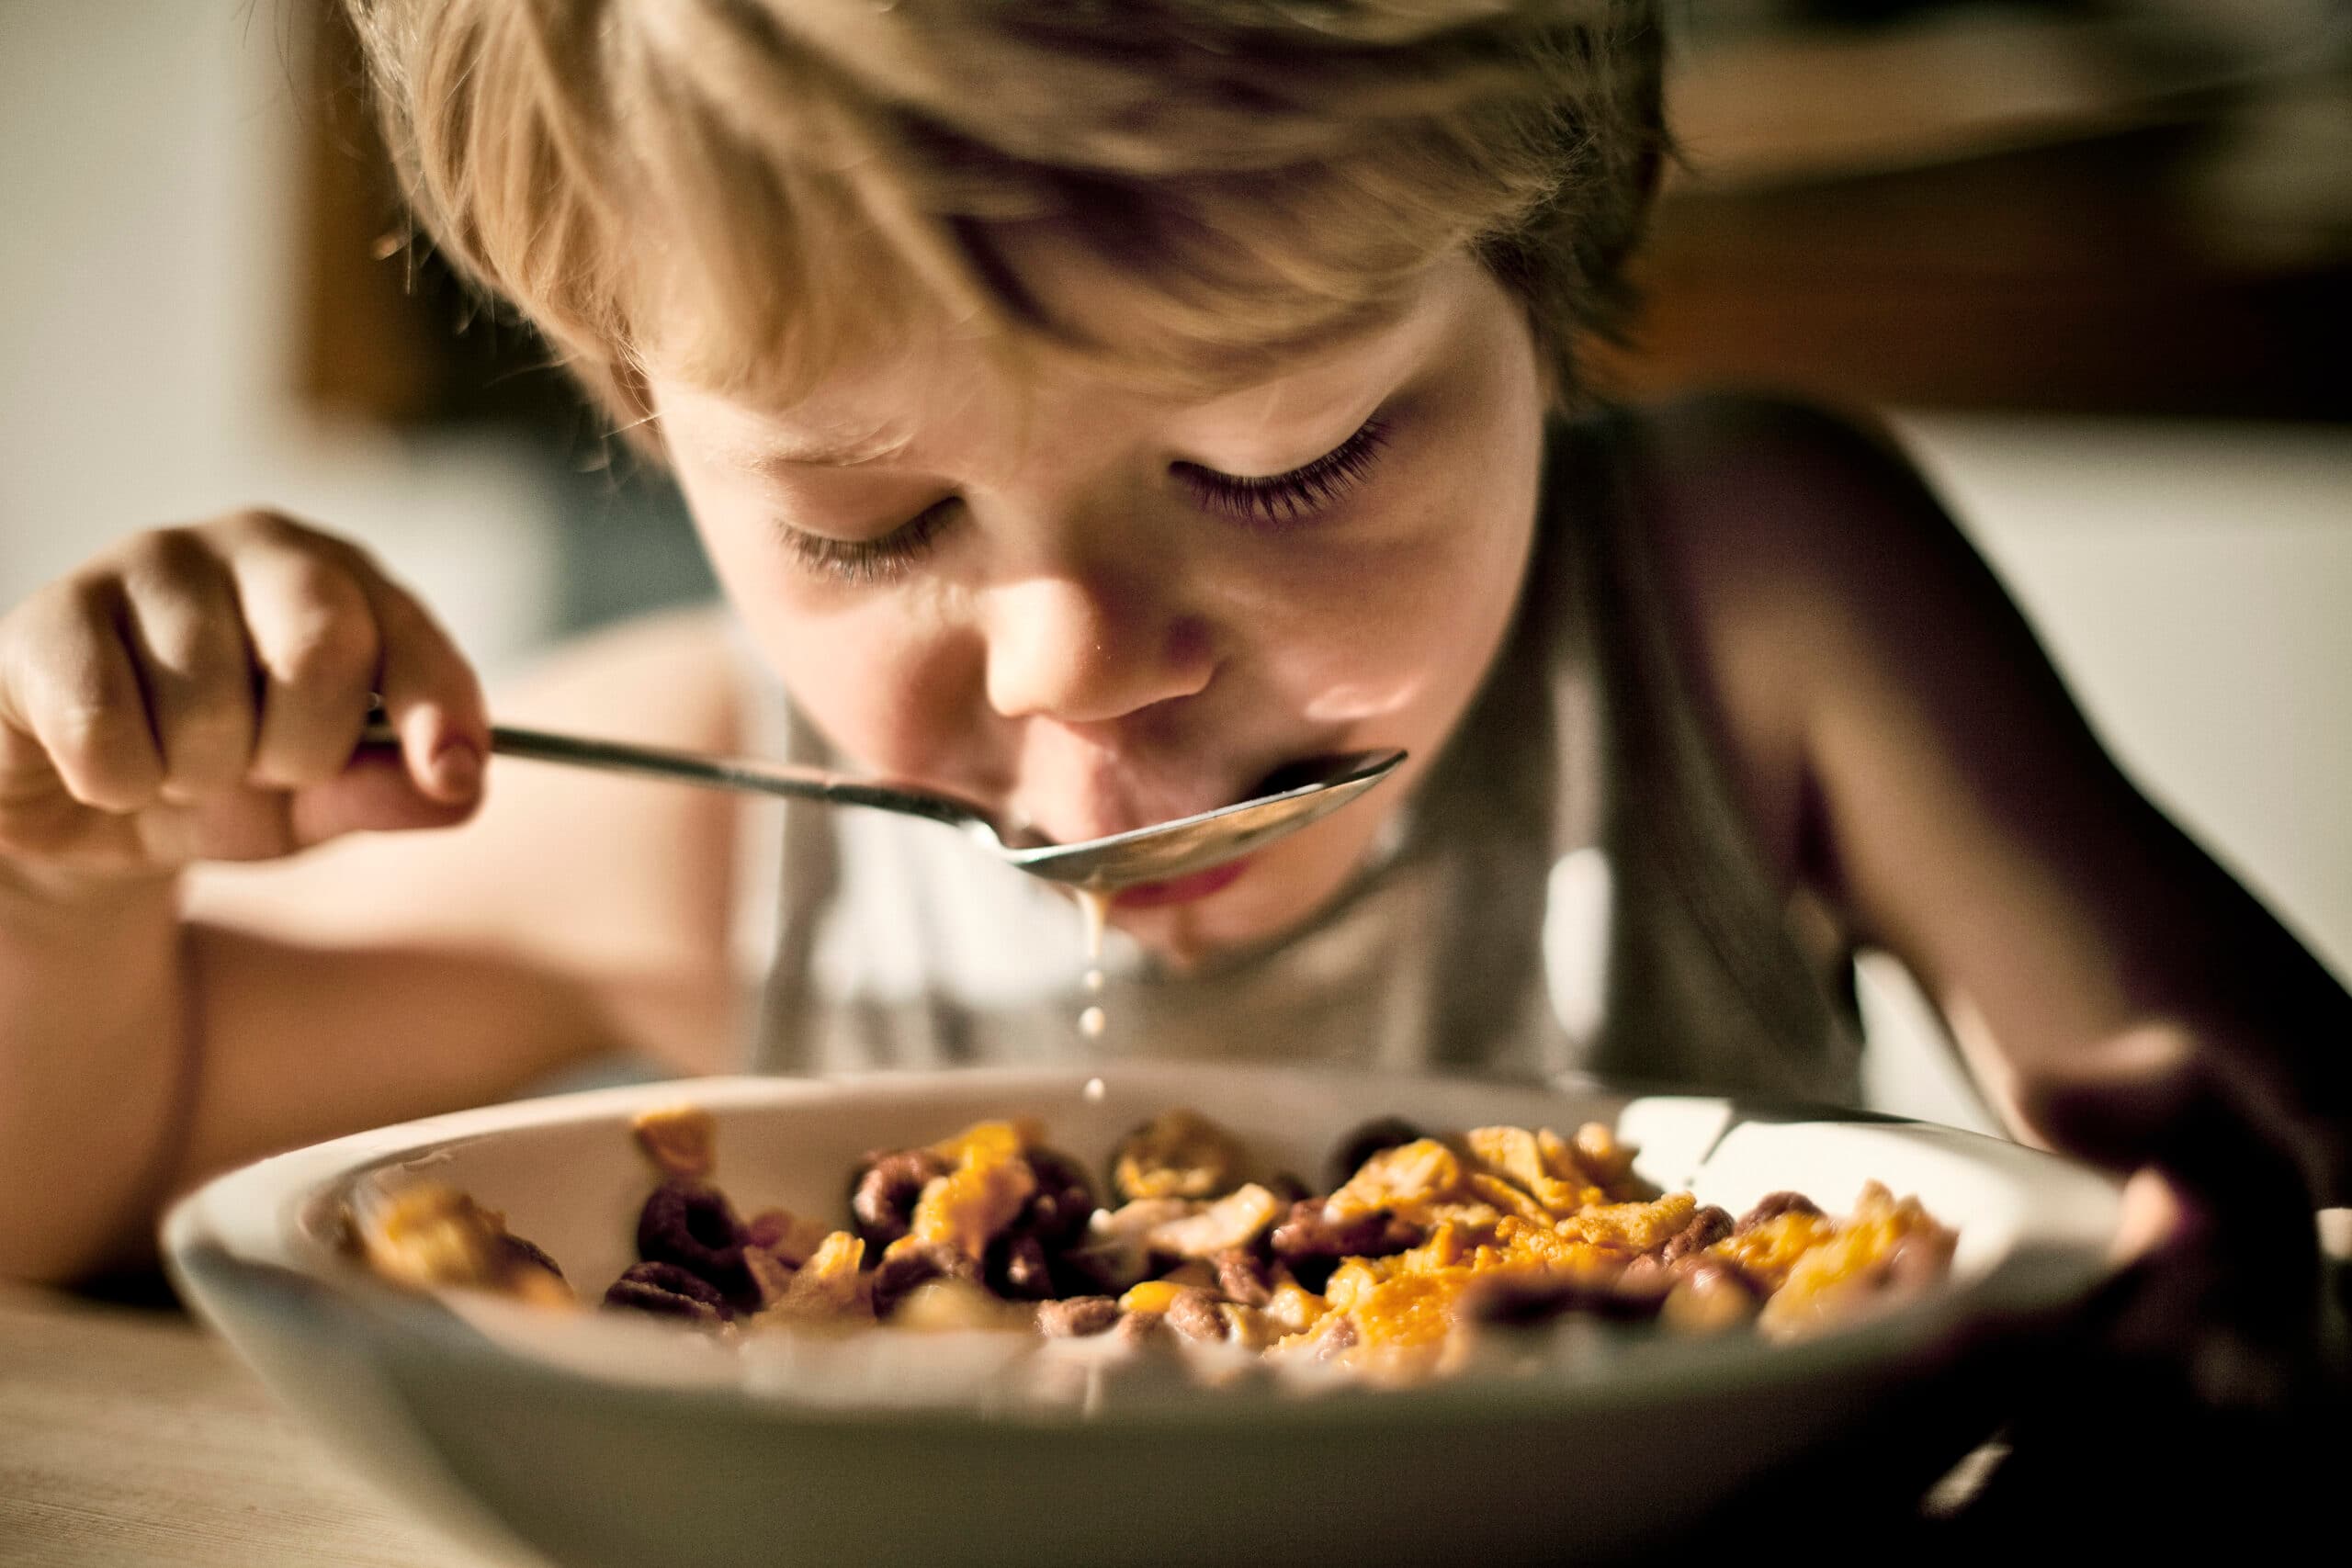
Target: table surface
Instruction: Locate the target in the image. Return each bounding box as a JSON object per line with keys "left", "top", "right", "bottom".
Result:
{"left": 0, "top": 1283, "right": 535, "bottom": 1568}
{"left": 5, "top": 1264, "right": 2346, "bottom": 1566}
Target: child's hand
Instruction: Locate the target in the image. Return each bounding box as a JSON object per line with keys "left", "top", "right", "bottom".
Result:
{"left": 0, "top": 511, "right": 489, "bottom": 887}
{"left": 2028, "top": 1038, "right": 2335, "bottom": 1409}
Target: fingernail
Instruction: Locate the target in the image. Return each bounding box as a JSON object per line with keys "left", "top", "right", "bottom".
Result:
{"left": 430, "top": 740, "right": 482, "bottom": 799}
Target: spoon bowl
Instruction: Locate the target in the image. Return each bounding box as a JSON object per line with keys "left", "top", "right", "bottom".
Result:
{"left": 990, "top": 748, "right": 1407, "bottom": 888}
{"left": 362, "top": 718, "right": 1404, "bottom": 892}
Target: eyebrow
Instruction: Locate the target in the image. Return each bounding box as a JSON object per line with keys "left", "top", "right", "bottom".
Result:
{"left": 726, "top": 427, "right": 914, "bottom": 473}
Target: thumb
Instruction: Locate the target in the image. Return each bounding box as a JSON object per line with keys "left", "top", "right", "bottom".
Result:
{"left": 356, "top": 570, "right": 491, "bottom": 807}
{"left": 288, "top": 745, "right": 484, "bottom": 846}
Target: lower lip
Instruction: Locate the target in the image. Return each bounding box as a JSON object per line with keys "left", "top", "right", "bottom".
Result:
{"left": 1112, "top": 859, "right": 1250, "bottom": 910}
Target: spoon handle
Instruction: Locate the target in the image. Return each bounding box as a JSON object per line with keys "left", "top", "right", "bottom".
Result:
{"left": 358, "top": 719, "right": 986, "bottom": 829}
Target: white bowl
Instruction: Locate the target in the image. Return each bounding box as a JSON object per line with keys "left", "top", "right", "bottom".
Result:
{"left": 162, "top": 1065, "right": 2122, "bottom": 1567}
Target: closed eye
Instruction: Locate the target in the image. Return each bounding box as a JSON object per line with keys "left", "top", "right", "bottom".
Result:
{"left": 1173, "top": 417, "right": 1391, "bottom": 527}
{"left": 775, "top": 498, "right": 957, "bottom": 584}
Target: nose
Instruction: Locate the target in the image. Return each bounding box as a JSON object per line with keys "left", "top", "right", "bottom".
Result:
{"left": 981, "top": 573, "right": 1216, "bottom": 728}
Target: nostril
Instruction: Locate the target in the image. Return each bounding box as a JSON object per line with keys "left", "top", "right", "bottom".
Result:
{"left": 982, "top": 581, "right": 1214, "bottom": 726}
{"left": 1163, "top": 615, "right": 1216, "bottom": 682}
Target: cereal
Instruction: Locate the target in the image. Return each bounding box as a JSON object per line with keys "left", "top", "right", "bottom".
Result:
{"left": 630, "top": 1105, "right": 718, "bottom": 1183}
{"left": 635, "top": 1179, "right": 757, "bottom": 1311}
{"left": 1755, "top": 1182, "right": 1957, "bottom": 1340}
{"left": 1035, "top": 1296, "right": 1123, "bottom": 1338}
{"left": 1143, "top": 1183, "right": 1283, "bottom": 1259}
{"left": 907, "top": 1122, "right": 1038, "bottom": 1260}
{"left": 349, "top": 1106, "right": 1959, "bottom": 1391}
{"left": 1111, "top": 1110, "right": 1244, "bottom": 1202}
{"left": 1211, "top": 1247, "right": 1275, "bottom": 1308}
{"left": 1324, "top": 1116, "right": 1425, "bottom": 1189}
{"left": 849, "top": 1149, "right": 948, "bottom": 1248}
{"left": 870, "top": 1238, "right": 981, "bottom": 1318}
{"left": 355, "top": 1185, "right": 572, "bottom": 1308}
{"left": 760, "top": 1231, "right": 868, "bottom": 1324}
{"left": 986, "top": 1232, "right": 1058, "bottom": 1301}
{"left": 604, "top": 1260, "right": 729, "bottom": 1321}
{"left": 742, "top": 1206, "right": 833, "bottom": 1268}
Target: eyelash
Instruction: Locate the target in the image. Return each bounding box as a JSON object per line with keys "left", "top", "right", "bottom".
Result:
{"left": 778, "top": 500, "right": 956, "bottom": 585}
{"left": 1177, "top": 416, "right": 1391, "bottom": 526}
{"left": 777, "top": 416, "right": 1391, "bottom": 583}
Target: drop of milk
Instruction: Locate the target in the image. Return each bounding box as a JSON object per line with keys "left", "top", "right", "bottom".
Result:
{"left": 1073, "top": 887, "right": 1112, "bottom": 1040}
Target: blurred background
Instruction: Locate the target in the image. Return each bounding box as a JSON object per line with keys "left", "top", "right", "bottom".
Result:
{"left": 1, "top": 1, "right": 2345, "bottom": 1127}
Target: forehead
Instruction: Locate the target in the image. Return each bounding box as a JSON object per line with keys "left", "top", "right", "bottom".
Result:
{"left": 653, "top": 255, "right": 1482, "bottom": 472}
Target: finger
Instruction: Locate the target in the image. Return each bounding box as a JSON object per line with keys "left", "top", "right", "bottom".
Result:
{"left": 2112, "top": 1166, "right": 2187, "bottom": 1264}
{"left": 2099, "top": 1146, "right": 2320, "bottom": 1410}
{"left": 0, "top": 576, "right": 166, "bottom": 812}
{"left": 2007, "top": 1022, "right": 2204, "bottom": 1174}
{"left": 228, "top": 532, "right": 381, "bottom": 788}
{"left": 287, "top": 746, "right": 482, "bottom": 847}
{"left": 116, "top": 530, "right": 256, "bottom": 801}
{"left": 352, "top": 565, "right": 488, "bottom": 806}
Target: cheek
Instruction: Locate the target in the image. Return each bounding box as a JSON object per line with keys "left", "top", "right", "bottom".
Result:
{"left": 691, "top": 516, "right": 981, "bottom": 774}
{"left": 1249, "top": 492, "right": 1535, "bottom": 735}
{"left": 1244, "top": 356, "right": 1544, "bottom": 735}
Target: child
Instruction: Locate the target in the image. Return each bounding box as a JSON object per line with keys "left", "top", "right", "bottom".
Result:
{"left": 0, "top": 0, "right": 2340, "bottom": 1399}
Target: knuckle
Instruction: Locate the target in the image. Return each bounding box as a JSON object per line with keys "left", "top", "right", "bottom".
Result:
{"left": 45, "top": 700, "right": 157, "bottom": 806}
{"left": 365, "top": 599, "right": 473, "bottom": 705}
{"left": 159, "top": 705, "right": 253, "bottom": 777}
{"left": 310, "top": 529, "right": 390, "bottom": 588}
{"left": 266, "top": 588, "right": 379, "bottom": 692}
{"left": 134, "top": 613, "right": 220, "bottom": 675}
{"left": 281, "top": 618, "right": 379, "bottom": 695}
{"left": 368, "top": 584, "right": 433, "bottom": 652}
{"left": 21, "top": 575, "right": 119, "bottom": 655}
{"left": 29, "top": 642, "right": 134, "bottom": 743}
{"left": 215, "top": 507, "right": 305, "bottom": 549}
{"left": 116, "top": 525, "right": 212, "bottom": 584}
{"left": 277, "top": 547, "right": 371, "bottom": 614}
{"left": 148, "top": 658, "right": 253, "bottom": 744}
{"left": 219, "top": 511, "right": 378, "bottom": 588}
{"left": 170, "top": 685, "right": 253, "bottom": 742}
{"left": 45, "top": 692, "right": 128, "bottom": 766}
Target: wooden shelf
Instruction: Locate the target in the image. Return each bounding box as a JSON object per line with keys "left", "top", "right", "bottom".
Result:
{"left": 1593, "top": 125, "right": 2351, "bottom": 418}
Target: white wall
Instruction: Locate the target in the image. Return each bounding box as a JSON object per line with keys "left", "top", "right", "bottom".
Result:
{"left": 0, "top": 0, "right": 558, "bottom": 672}
{"left": 1849, "top": 415, "right": 2352, "bottom": 1131}
{"left": 1904, "top": 413, "right": 2352, "bottom": 979}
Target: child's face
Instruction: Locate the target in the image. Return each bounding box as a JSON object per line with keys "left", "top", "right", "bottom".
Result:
{"left": 654, "top": 253, "right": 1544, "bottom": 956}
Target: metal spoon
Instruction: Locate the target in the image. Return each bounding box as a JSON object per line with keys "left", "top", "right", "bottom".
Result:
{"left": 361, "top": 717, "right": 1404, "bottom": 891}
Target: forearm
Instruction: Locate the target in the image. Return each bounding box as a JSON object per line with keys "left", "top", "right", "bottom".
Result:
{"left": 0, "top": 862, "right": 192, "bottom": 1284}
{"left": 173, "top": 926, "right": 620, "bottom": 1192}
{"left": 1965, "top": 852, "right": 2352, "bottom": 1210}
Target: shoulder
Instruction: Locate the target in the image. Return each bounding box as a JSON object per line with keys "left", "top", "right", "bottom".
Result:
{"left": 1590, "top": 390, "right": 2086, "bottom": 890}
{"left": 1577, "top": 404, "right": 2352, "bottom": 1193}
{"left": 1610, "top": 390, "right": 1994, "bottom": 654}
{"left": 496, "top": 601, "right": 747, "bottom": 750}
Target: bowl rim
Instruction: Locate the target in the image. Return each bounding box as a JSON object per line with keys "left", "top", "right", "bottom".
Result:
{"left": 161, "top": 1063, "right": 2127, "bottom": 1433}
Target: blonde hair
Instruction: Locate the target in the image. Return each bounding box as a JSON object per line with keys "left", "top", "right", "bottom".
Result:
{"left": 345, "top": 0, "right": 1665, "bottom": 431}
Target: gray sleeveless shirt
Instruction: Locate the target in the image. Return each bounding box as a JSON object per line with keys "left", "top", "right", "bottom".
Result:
{"left": 731, "top": 411, "right": 1863, "bottom": 1101}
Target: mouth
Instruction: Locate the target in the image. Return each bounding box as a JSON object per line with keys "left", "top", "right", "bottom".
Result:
{"left": 1111, "top": 857, "right": 1251, "bottom": 909}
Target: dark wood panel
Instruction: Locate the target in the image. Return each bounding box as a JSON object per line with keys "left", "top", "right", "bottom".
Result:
{"left": 292, "top": 5, "right": 2350, "bottom": 426}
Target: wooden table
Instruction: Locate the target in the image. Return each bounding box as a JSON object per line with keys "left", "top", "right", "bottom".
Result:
{"left": 0, "top": 1283, "right": 537, "bottom": 1568}
{"left": 6, "top": 1264, "right": 2344, "bottom": 1565}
